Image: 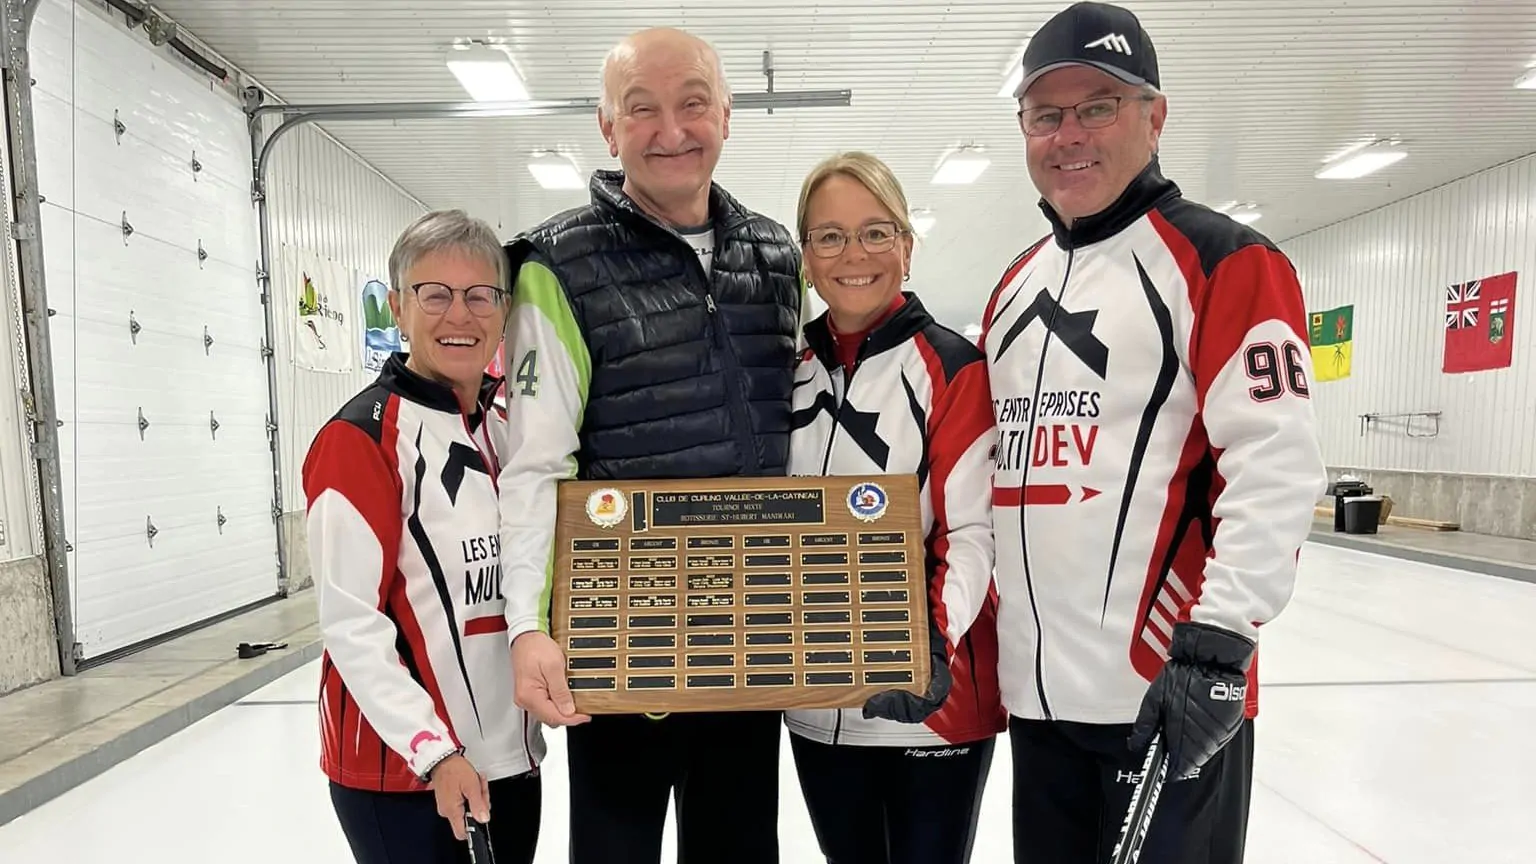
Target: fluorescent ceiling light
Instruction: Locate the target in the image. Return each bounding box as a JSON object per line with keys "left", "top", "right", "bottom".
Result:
{"left": 909, "top": 208, "right": 936, "bottom": 237}
{"left": 962, "top": 323, "right": 983, "bottom": 340}
{"left": 1315, "top": 141, "right": 1407, "bottom": 180}
{"left": 527, "top": 151, "right": 584, "bottom": 190}
{"left": 1231, "top": 209, "right": 1262, "bottom": 225}
{"left": 446, "top": 43, "right": 529, "bottom": 102}
{"left": 932, "top": 147, "right": 990, "bottom": 185}
{"left": 1517, "top": 68, "right": 1536, "bottom": 90}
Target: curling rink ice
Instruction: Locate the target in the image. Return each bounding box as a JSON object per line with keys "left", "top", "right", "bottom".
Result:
{"left": 2, "top": 540, "right": 1533, "bottom": 863}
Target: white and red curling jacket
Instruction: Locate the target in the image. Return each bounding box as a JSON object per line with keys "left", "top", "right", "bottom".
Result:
{"left": 302, "top": 353, "right": 545, "bottom": 792}
{"left": 784, "top": 294, "right": 1007, "bottom": 747}
{"left": 981, "top": 160, "right": 1327, "bottom": 725}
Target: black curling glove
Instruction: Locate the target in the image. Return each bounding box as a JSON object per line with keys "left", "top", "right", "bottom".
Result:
{"left": 862, "top": 643, "right": 952, "bottom": 724}
{"left": 1128, "top": 621, "right": 1255, "bottom": 780}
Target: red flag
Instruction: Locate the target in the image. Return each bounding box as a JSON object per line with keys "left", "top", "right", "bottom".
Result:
{"left": 1443, "top": 271, "right": 1517, "bottom": 374}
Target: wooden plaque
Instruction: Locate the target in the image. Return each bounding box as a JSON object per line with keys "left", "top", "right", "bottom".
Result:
{"left": 551, "top": 474, "right": 931, "bottom": 714}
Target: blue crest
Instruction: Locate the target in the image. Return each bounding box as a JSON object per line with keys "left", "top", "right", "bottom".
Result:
{"left": 846, "top": 481, "right": 889, "bottom": 522}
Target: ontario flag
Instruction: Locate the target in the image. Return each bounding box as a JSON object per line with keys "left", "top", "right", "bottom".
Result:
{"left": 1443, "top": 271, "right": 1517, "bottom": 374}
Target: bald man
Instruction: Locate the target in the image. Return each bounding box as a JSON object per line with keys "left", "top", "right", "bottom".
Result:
{"left": 496, "top": 27, "right": 803, "bottom": 864}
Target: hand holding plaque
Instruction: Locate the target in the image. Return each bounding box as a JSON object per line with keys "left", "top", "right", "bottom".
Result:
{"left": 510, "top": 630, "right": 591, "bottom": 727}
{"left": 861, "top": 643, "right": 951, "bottom": 724}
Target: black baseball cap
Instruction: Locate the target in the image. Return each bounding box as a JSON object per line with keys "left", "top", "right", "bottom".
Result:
{"left": 1014, "top": 1, "right": 1159, "bottom": 98}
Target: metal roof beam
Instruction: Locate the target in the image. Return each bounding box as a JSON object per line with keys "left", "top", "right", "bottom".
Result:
{"left": 248, "top": 89, "right": 852, "bottom": 122}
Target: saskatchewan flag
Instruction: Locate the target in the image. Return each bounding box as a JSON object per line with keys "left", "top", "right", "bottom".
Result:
{"left": 1309, "top": 305, "right": 1353, "bottom": 381}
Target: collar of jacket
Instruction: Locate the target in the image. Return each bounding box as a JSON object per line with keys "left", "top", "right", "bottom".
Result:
{"left": 803, "top": 291, "right": 933, "bottom": 374}
{"left": 379, "top": 351, "right": 501, "bottom": 417}
{"left": 1038, "top": 157, "right": 1182, "bottom": 250}
{"left": 589, "top": 168, "right": 760, "bottom": 237}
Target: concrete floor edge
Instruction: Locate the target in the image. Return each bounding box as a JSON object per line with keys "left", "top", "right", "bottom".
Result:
{"left": 0, "top": 639, "right": 326, "bottom": 829}
{"left": 1304, "top": 530, "right": 1536, "bottom": 585}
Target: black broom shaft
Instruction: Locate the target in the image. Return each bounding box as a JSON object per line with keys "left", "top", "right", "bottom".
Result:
{"left": 1109, "top": 732, "right": 1168, "bottom": 864}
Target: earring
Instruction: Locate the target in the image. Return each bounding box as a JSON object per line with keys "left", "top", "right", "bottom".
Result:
{"left": 903, "top": 272, "right": 911, "bottom": 282}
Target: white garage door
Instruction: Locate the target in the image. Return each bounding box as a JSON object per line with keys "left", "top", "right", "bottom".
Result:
{"left": 32, "top": 0, "right": 278, "bottom": 660}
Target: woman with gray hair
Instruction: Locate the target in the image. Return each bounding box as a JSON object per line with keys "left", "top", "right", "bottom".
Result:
{"left": 301, "top": 208, "right": 544, "bottom": 863}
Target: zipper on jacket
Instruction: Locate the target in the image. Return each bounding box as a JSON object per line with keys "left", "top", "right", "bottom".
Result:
{"left": 1015, "top": 247, "right": 1075, "bottom": 721}
{"left": 822, "top": 360, "right": 851, "bottom": 745}
{"left": 630, "top": 204, "right": 768, "bottom": 477}
{"left": 817, "top": 341, "right": 868, "bottom": 745}
{"left": 818, "top": 356, "right": 857, "bottom": 474}
{"left": 460, "top": 412, "right": 499, "bottom": 489}
{"left": 689, "top": 236, "right": 764, "bottom": 476}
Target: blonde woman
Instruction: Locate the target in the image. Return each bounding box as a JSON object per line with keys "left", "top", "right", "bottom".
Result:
{"left": 784, "top": 152, "right": 1004, "bottom": 864}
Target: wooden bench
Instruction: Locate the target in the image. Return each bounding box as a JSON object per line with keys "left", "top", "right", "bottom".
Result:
{"left": 1314, "top": 505, "right": 1460, "bottom": 532}
{"left": 1383, "top": 515, "right": 1460, "bottom": 532}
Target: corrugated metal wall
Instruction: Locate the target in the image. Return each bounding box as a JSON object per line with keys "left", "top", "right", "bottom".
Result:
{"left": 1281, "top": 153, "right": 1536, "bottom": 479}
{"left": 258, "top": 117, "right": 426, "bottom": 511}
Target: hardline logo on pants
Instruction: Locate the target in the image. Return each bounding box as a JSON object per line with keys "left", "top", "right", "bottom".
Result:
{"left": 1118, "top": 765, "right": 1199, "bottom": 784}
{"left": 903, "top": 746, "right": 972, "bottom": 758}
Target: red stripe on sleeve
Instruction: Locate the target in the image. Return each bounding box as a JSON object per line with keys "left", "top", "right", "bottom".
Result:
{"left": 465, "top": 615, "right": 509, "bottom": 636}
{"left": 1127, "top": 422, "right": 1213, "bottom": 684}
{"left": 303, "top": 403, "right": 418, "bottom": 790}
{"left": 1147, "top": 213, "right": 1310, "bottom": 407}
{"left": 389, "top": 577, "right": 463, "bottom": 752}
{"left": 303, "top": 418, "right": 403, "bottom": 573}
{"left": 915, "top": 338, "right": 994, "bottom": 658}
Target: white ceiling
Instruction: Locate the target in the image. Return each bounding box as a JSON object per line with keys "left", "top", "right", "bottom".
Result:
{"left": 139, "top": 0, "right": 1536, "bottom": 329}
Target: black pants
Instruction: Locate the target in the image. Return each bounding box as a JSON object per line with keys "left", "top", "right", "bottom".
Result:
{"left": 329, "top": 770, "right": 541, "bottom": 864}
{"left": 566, "top": 710, "right": 782, "bottom": 864}
{"left": 790, "top": 733, "right": 996, "bottom": 864}
{"left": 1009, "top": 716, "right": 1254, "bottom": 864}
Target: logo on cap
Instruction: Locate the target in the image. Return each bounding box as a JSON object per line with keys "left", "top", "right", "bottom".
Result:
{"left": 1085, "top": 33, "right": 1133, "bottom": 55}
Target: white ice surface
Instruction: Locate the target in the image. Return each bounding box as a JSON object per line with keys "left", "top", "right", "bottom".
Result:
{"left": 2, "top": 542, "right": 1532, "bottom": 862}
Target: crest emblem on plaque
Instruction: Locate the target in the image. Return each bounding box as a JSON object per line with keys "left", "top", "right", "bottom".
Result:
{"left": 847, "top": 481, "right": 888, "bottom": 522}
{"left": 586, "top": 488, "right": 627, "bottom": 527}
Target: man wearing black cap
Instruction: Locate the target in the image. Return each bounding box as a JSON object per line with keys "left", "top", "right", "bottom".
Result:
{"left": 979, "top": 2, "right": 1326, "bottom": 862}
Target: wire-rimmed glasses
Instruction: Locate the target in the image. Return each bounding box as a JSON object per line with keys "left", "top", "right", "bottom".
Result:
{"left": 803, "top": 221, "right": 908, "bottom": 258}
{"left": 409, "top": 282, "right": 506, "bottom": 317}
{"left": 1017, "top": 95, "right": 1153, "bottom": 137}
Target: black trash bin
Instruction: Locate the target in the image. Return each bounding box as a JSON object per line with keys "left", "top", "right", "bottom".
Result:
{"left": 1342, "top": 495, "right": 1382, "bottom": 534}
{"left": 1325, "top": 480, "right": 1372, "bottom": 531}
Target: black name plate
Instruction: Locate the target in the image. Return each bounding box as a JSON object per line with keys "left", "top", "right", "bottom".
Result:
{"left": 651, "top": 489, "right": 826, "bottom": 527}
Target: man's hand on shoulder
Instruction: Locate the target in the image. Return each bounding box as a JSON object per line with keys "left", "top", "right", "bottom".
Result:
{"left": 511, "top": 631, "right": 592, "bottom": 727}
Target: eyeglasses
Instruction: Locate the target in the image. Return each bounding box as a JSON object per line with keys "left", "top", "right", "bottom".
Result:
{"left": 803, "top": 221, "right": 908, "bottom": 259}
{"left": 409, "top": 282, "right": 507, "bottom": 317}
{"left": 1017, "top": 95, "right": 1153, "bottom": 137}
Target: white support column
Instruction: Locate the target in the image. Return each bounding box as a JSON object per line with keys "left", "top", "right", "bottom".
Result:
{"left": 2, "top": 0, "right": 77, "bottom": 675}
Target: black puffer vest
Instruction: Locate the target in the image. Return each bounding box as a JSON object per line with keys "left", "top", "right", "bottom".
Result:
{"left": 505, "top": 169, "right": 803, "bottom": 481}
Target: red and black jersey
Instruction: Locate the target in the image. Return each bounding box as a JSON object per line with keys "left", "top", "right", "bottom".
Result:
{"left": 302, "top": 353, "right": 544, "bottom": 792}
{"left": 982, "top": 159, "right": 1327, "bottom": 725}
{"left": 784, "top": 293, "right": 1007, "bottom": 747}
